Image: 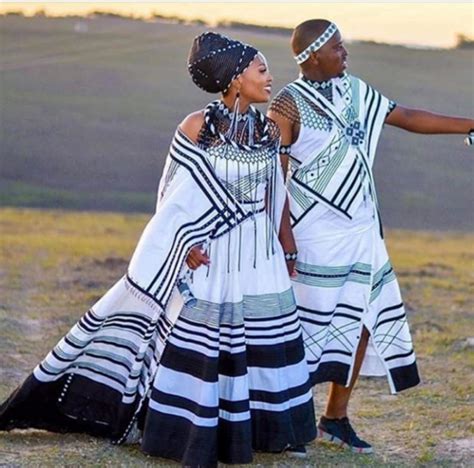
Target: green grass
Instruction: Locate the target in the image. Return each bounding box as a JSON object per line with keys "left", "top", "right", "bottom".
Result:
{"left": 0, "top": 207, "right": 473, "bottom": 466}
{"left": 0, "top": 180, "right": 154, "bottom": 212}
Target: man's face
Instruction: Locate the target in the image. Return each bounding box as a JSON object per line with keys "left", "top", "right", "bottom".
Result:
{"left": 314, "top": 31, "right": 348, "bottom": 78}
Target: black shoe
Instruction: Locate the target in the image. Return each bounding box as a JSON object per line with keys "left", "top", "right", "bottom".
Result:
{"left": 317, "top": 416, "right": 373, "bottom": 454}
{"left": 284, "top": 444, "right": 307, "bottom": 458}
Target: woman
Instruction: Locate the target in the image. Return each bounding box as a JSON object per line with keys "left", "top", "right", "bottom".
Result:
{"left": 0, "top": 33, "right": 316, "bottom": 465}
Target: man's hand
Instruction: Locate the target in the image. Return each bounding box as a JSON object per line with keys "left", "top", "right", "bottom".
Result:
{"left": 286, "top": 259, "right": 297, "bottom": 278}
{"left": 186, "top": 245, "right": 210, "bottom": 270}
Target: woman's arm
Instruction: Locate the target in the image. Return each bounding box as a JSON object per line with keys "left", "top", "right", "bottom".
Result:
{"left": 180, "top": 111, "right": 211, "bottom": 270}
{"left": 385, "top": 106, "right": 474, "bottom": 134}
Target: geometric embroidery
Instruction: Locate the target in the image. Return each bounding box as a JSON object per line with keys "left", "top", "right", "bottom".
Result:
{"left": 207, "top": 141, "right": 274, "bottom": 164}
{"left": 296, "top": 132, "right": 346, "bottom": 195}
{"left": 294, "top": 23, "right": 338, "bottom": 64}
{"left": 291, "top": 90, "right": 332, "bottom": 132}
{"left": 345, "top": 120, "right": 366, "bottom": 147}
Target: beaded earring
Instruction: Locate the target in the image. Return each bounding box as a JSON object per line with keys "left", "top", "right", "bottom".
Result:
{"left": 226, "top": 89, "right": 241, "bottom": 141}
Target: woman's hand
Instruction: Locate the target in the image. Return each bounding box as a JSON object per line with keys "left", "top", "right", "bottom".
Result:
{"left": 186, "top": 245, "right": 210, "bottom": 270}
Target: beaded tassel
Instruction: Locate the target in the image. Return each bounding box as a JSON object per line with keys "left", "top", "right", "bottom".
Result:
{"left": 225, "top": 92, "right": 240, "bottom": 141}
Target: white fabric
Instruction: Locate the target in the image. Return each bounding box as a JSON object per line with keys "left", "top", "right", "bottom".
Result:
{"left": 287, "top": 74, "right": 389, "bottom": 222}
{"left": 281, "top": 75, "right": 419, "bottom": 393}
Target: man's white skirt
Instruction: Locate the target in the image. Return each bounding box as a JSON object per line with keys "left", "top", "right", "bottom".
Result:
{"left": 292, "top": 217, "right": 420, "bottom": 394}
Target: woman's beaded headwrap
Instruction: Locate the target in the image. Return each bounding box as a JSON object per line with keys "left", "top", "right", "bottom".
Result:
{"left": 188, "top": 32, "right": 259, "bottom": 93}
{"left": 294, "top": 23, "right": 338, "bottom": 64}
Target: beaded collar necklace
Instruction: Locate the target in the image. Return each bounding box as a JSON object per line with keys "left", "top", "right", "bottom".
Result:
{"left": 204, "top": 100, "right": 274, "bottom": 151}
{"left": 302, "top": 76, "right": 333, "bottom": 90}
{"left": 216, "top": 101, "right": 252, "bottom": 122}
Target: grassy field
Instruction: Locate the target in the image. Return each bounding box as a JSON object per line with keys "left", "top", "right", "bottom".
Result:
{"left": 0, "top": 207, "right": 473, "bottom": 466}
{"left": 1, "top": 16, "right": 473, "bottom": 230}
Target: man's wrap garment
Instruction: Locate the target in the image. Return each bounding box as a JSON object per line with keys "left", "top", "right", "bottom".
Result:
{"left": 274, "top": 73, "right": 420, "bottom": 393}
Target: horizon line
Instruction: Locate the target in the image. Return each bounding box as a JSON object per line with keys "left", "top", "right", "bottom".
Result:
{"left": 2, "top": 9, "right": 473, "bottom": 51}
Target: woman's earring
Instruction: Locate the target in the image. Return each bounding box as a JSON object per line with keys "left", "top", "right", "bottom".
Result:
{"left": 227, "top": 89, "right": 241, "bottom": 140}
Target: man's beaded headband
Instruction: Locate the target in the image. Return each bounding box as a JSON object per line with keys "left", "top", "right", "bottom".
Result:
{"left": 294, "top": 23, "right": 338, "bottom": 64}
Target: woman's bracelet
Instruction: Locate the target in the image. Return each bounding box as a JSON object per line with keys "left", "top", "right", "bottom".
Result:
{"left": 284, "top": 251, "right": 298, "bottom": 261}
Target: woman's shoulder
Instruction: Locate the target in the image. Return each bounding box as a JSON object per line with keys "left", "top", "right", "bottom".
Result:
{"left": 178, "top": 110, "right": 206, "bottom": 143}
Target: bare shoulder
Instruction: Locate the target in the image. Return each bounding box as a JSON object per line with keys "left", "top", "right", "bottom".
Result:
{"left": 178, "top": 110, "right": 205, "bottom": 143}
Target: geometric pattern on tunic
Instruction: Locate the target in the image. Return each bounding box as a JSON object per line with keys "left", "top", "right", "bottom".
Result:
{"left": 344, "top": 120, "right": 366, "bottom": 147}
{"left": 269, "top": 87, "right": 332, "bottom": 132}
{"left": 281, "top": 75, "right": 419, "bottom": 393}
{"left": 295, "top": 261, "right": 371, "bottom": 288}
{"left": 292, "top": 132, "right": 348, "bottom": 198}
{"left": 268, "top": 87, "right": 302, "bottom": 125}
{"left": 290, "top": 89, "right": 332, "bottom": 132}
{"left": 285, "top": 74, "right": 389, "bottom": 221}
{"left": 340, "top": 81, "right": 364, "bottom": 145}
{"left": 288, "top": 179, "right": 315, "bottom": 212}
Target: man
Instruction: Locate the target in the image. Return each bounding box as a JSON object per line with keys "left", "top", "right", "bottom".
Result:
{"left": 268, "top": 19, "right": 473, "bottom": 454}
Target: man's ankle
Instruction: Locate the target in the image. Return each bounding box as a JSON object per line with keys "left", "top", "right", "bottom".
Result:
{"left": 323, "top": 412, "right": 347, "bottom": 420}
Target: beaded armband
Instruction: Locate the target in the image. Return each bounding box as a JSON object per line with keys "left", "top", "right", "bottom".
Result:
{"left": 465, "top": 128, "right": 474, "bottom": 147}
{"left": 284, "top": 251, "right": 298, "bottom": 261}
{"left": 280, "top": 145, "right": 292, "bottom": 155}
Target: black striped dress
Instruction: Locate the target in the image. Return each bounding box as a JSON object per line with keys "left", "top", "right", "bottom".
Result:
{"left": 0, "top": 102, "right": 316, "bottom": 466}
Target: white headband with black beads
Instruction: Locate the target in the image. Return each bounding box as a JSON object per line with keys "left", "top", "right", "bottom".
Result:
{"left": 294, "top": 23, "right": 338, "bottom": 65}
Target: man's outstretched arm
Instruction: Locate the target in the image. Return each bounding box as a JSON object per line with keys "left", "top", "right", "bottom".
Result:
{"left": 386, "top": 106, "right": 474, "bottom": 134}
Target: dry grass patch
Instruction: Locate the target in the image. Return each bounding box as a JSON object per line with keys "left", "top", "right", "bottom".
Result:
{"left": 0, "top": 208, "right": 473, "bottom": 466}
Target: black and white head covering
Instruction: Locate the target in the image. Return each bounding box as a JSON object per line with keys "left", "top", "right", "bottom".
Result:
{"left": 187, "top": 32, "right": 259, "bottom": 93}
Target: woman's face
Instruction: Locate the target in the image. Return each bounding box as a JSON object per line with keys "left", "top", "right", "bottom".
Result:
{"left": 239, "top": 54, "right": 273, "bottom": 103}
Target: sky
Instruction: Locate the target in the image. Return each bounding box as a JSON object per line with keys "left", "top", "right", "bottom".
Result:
{"left": 1, "top": 2, "right": 473, "bottom": 48}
